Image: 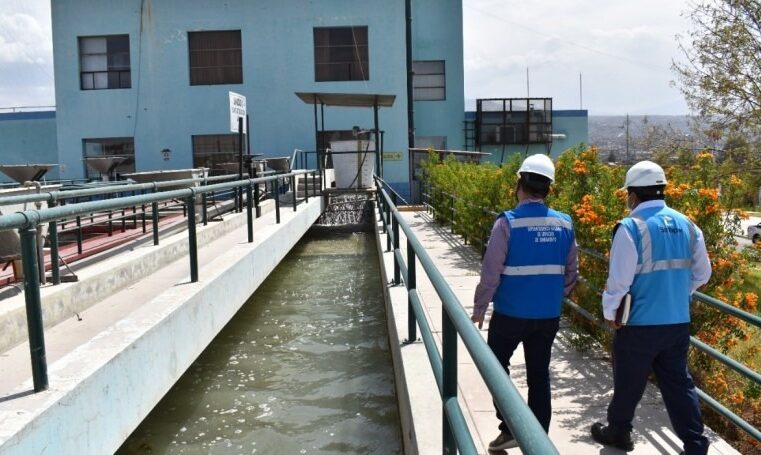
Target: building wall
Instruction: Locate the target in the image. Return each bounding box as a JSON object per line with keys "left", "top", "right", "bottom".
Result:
{"left": 0, "top": 112, "right": 59, "bottom": 182}
{"left": 411, "top": 0, "right": 465, "bottom": 151}
{"left": 51, "top": 0, "right": 465, "bottom": 199}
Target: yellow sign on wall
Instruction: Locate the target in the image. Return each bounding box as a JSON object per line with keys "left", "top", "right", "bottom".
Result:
{"left": 383, "top": 151, "right": 403, "bottom": 161}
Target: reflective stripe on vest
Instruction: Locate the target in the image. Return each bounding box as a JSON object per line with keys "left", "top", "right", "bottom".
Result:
{"left": 502, "top": 264, "right": 566, "bottom": 276}
{"left": 630, "top": 216, "right": 695, "bottom": 274}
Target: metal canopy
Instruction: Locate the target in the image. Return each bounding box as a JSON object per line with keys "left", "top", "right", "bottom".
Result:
{"left": 294, "top": 92, "right": 396, "bottom": 108}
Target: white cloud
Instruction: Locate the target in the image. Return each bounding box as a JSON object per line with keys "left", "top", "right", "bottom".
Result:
{"left": 463, "top": 0, "right": 693, "bottom": 114}
{"left": 0, "top": 13, "right": 52, "bottom": 64}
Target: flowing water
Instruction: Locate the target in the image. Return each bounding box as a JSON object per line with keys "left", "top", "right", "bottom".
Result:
{"left": 117, "top": 231, "right": 402, "bottom": 454}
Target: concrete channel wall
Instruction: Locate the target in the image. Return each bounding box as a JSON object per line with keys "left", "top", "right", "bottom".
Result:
{"left": 0, "top": 199, "right": 322, "bottom": 454}
{"left": 0, "top": 200, "right": 264, "bottom": 353}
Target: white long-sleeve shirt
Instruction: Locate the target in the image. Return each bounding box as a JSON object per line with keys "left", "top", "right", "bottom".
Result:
{"left": 601, "top": 200, "right": 712, "bottom": 321}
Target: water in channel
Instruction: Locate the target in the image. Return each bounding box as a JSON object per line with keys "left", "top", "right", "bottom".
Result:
{"left": 117, "top": 231, "right": 402, "bottom": 454}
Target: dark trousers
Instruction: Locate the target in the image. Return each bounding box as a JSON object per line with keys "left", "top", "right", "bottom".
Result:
{"left": 487, "top": 312, "right": 559, "bottom": 434}
{"left": 608, "top": 323, "right": 709, "bottom": 455}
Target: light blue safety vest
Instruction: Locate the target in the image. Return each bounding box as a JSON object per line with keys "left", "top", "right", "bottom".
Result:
{"left": 619, "top": 205, "right": 696, "bottom": 325}
{"left": 493, "top": 202, "right": 575, "bottom": 319}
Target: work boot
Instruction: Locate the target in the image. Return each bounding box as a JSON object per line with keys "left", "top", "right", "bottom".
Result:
{"left": 591, "top": 422, "right": 634, "bottom": 451}
{"left": 488, "top": 431, "right": 518, "bottom": 451}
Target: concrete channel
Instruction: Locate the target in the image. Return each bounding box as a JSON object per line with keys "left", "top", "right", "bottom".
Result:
{"left": 0, "top": 197, "right": 326, "bottom": 454}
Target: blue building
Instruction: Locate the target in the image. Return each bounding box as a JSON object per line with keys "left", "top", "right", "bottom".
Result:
{"left": 0, "top": 111, "right": 59, "bottom": 181}
{"left": 44, "top": 0, "right": 464, "bottom": 198}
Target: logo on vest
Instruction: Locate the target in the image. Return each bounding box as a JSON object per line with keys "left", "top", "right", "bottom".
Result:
{"left": 659, "top": 215, "right": 683, "bottom": 234}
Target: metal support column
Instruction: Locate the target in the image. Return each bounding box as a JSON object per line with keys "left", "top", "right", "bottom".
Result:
{"left": 246, "top": 183, "right": 254, "bottom": 243}
{"left": 407, "top": 238, "right": 417, "bottom": 342}
{"left": 442, "top": 309, "right": 457, "bottom": 454}
{"left": 20, "top": 227, "right": 48, "bottom": 392}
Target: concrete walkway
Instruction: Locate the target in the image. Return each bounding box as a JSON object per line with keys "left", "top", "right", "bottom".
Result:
{"left": 381, "top": 210, "right": 740, "bottom": 455}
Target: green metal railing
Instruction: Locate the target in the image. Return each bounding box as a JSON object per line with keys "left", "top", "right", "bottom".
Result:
{"left": 421, "top": 183, "right": 761, "bottom": 443}
{"left": 375, "top": 177, "right": 559, "bottom": 455}
{"left": 0, "top": 173, "right": 283, "bottom": 285}
{"left": 0, "top": 169, "right": 318, "bottom": 393}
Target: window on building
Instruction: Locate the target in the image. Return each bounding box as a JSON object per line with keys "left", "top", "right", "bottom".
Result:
{"left": 188, "top": 31, "right": 243, "bottom": 85}
{"left": 413, "top": 60, "right": 445, "bottom": 101}
{"left": 192, "top": 134, "right": 242, "bottom": 174}
{"left": 415, "top": 136, "right": 447, "bottom": 150}
{"left": 82, "top": 138, "right": 135, "bottom": 179}
{"left": 314, "top": 26, "right": 369, "bottom": 82}
{"left": 79, "top": 35, "right": 131, "bottom": 90}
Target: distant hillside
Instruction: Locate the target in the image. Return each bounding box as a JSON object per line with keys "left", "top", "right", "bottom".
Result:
{"left": 588, "top": 115, "right": 695, "bottom": 160}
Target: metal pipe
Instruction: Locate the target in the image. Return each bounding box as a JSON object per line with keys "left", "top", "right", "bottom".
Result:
{"left": 20, "top": 227, "right": 48, "bottom": 392}
{"left": 392, "top": 215, "right": 400, "bottom": 284}
{"left": 0, "top": 171, "right": 313, "bottom": 230}
{"left": 405, "top": 0, "right": 415, "bottom": 153}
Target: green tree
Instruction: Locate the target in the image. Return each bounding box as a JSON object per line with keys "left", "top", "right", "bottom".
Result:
{"left": 673, "top": 0, "right": 761, "bottom": 132}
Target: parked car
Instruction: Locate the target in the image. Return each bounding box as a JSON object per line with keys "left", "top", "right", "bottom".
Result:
{"left": 749, "top": 222, "right": 761, "bottom": 244}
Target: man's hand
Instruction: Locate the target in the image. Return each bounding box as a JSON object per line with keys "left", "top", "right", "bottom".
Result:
{"left": 605, "top": 319, "right": 622, "bottom": 331}
{"left": 471, "top": 314, "right": 484, "bottom": 330}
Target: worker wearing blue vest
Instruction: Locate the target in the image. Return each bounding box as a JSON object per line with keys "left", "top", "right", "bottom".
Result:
{"left": 592, "top": 161, "right": 712, "bottom": 454}
{"left": 471, "top": 154, "right": 578, "bottom": 451}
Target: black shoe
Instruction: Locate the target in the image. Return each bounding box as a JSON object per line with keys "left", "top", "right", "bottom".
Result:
{"left": 488, "top": 431, "right": 518, "bottom": 451}
{"left": 591, "top": 422, "right": 634, "bottom": 451}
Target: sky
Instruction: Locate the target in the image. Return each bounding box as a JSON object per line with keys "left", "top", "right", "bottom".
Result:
{"left": 0, "top": 0, "right": 693, "bottom": 115}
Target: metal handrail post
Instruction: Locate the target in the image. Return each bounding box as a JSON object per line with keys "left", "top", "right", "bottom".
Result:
{"left": 246, "top": 182, "right": 254, "bottom": 243}
{"left": 47, "top": 200, "right": 60, "bottom": 285}
{"left": 20, "top": 226, "right": 48, "bottom": 392}
{"left": 274, "top": 178, "right": 281, "bottom": 224}
{"left": 305, "top": 173, "right": 309, "bottom": 202}
{"left": 406, "top": 238, "right": 417, "bottom": 342}
{"left": 187, "top": 196, "right": 198, "bottom": 283}
{"left": 386, "top": 200, "right": 392, "bottom": 252}
{"left": 392, "top": 215, "right": 400, "bottom": 284}
{"left": 76, "top": 216, "right": 83, "bottom": 254}
{"left": 291, "top": 175, "right": 297, "bottom": 211}
{"left": 201, "top": 192, "right": 208, "bottom": 226}
{"left": 151, "top": 202, "right": 159, "bottom": 246}
{"left": 442, "top": 308, "right": 458, "bottom": 453}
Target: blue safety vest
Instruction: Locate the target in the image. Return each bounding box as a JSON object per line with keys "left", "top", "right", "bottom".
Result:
{"left": 619, "top": 205, "right": 696, "bottom": 325}
{"left": 493, "top": 203, "right": 575, "bottom": 319}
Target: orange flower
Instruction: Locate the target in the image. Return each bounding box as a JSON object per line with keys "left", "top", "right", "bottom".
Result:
{"left": 697, "top": 188, "right": 719, "bottom": 201}
{"left": 573, "top": 159, "right": 589, "bottom": 175}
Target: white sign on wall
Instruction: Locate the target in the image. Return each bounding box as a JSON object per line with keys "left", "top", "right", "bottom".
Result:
{"left": 229, "top": 91, "right": 247, "bottom": 133}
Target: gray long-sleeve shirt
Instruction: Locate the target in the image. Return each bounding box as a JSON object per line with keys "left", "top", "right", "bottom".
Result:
{"left": 472, "top": 199, "right": 579, "bottom": 319}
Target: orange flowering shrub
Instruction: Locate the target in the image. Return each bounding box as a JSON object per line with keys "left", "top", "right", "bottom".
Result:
{"left": 423, "top": 146, "right": 760, "bottom": 449}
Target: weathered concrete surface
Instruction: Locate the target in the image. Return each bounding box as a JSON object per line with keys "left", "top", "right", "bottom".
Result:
{"left": 380, "top": 209, "right": 740, "bottom": 455}
{"left": 0, "top": 200, "right": 274, "bottom": 353}
{"left": 0, "top": 198, "right": 322, "bottom": 455}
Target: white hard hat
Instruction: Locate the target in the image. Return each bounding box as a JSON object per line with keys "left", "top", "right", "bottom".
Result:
{"left": 517, "top": 154, "right": 555, "bottom": 182}
{"left": 623, "top": 160, "right": 667, "bottom": 189}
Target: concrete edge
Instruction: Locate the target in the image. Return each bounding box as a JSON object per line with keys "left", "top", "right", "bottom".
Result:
{"left": 0, "top": 202, "right": 272, "bottom": 353}
{"left": 373, "top": 209, "right": 417, "bottom": 455}
{"left": 0, "top": 199, "right": 323, "bottom": 454}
